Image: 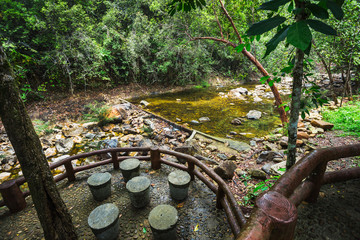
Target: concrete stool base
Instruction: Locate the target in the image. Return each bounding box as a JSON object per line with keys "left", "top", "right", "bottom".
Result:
{"left": 87, "top": 172, "right": 112, "bottom": 201}
{"left": 120, "top": 158, "right": 140, "bottom": 182}
{"left": 149, "top": 204, "right": 178, "bottom": 240}
{"left": 88, "top": 203, "right": 120, "bottom": 240}
{"left": 126, "top": 176, "right": 150, "bottom": 208}
{"left": 168, "top": 170, "right": 191, "bottom": 201}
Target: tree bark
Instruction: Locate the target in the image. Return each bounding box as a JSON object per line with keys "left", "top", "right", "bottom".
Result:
{"left": 286, "top": 0, "right": 306, "bottom": 169}
{"left": 0, "top": 46, "right": 77, "bottom": 240}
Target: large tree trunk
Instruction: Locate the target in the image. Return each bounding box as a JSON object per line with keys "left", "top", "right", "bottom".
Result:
{"left": 0, "top": 47, "right": 77, "bottom": 240}
{"left": 286, "top": 0, "right": 306, "bottom": 169}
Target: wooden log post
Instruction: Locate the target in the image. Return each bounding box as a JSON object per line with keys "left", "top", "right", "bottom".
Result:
{"left": 187, "top": 161, "right": 195, "bottom": 181}
{"left": 306, "top": 161, "right": 327, "bottom": 203}
{"left": 0, "top": 180, "right": 26, "bottom": 213}
{"left": 150, "top": 147, "right": 161, "bottom": 170}
{"left": 64, "top": 161, "right": 76, "bottom": 182}
{"left": 111, "top": 152, "right": 119, "bottom": 170}
{"left": 216, "top": 187, "right": 225, "bottom": 209}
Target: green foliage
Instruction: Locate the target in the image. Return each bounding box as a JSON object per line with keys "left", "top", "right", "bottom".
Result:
{"left": 82, "top": 101, "right": 110, "bottom": 123}
{"left": 322, "top": 101, "right": 360, "bottom": 137}
{"left": 32, "top": 119, "right": 54, "bottom": 135}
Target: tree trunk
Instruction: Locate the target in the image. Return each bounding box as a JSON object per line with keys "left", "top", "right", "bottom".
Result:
{"left": 286, "top": 0, "right": 306, "bottom": 169}
{"left": 0, "top": 46, "right": 77, "bottom": 240}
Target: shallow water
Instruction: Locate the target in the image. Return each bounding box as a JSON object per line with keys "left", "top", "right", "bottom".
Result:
{"left": 132, "top": 85, "right": 282, "bottom": 141}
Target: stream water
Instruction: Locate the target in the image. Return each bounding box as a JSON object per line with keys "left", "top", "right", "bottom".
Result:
{"left": 131, "top": 84, "right": 282, "bottom": 141}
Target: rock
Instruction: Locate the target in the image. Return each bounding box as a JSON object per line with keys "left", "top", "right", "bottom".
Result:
{"left": 297, "top": 131, "right": 310, "bottom": 139}
{"left": 253, "top": 95, "right": 262, "bottom": 102}
{"left": 85, "top": 133, "right": 96, "bottom": 139}
{"left": 45, "top": 147, "right": 57, "bottom": 158}
{"left": 229, "top": 131, "right": 237, "bottom": 135}
{"left": 101, "top": 124, "right": 116, "bottom": 132}
{"left": 214, "top": 161, "right": 237, "bottom": 179}
{"left": 310, "top": 120, "right": 334, "bottom": 130}
{"left": 199, "top": 117, "right": 210, "bottom": 122}
{"left": 0, "top": 172, "right": 11, "bottom": 181}
{"left": 190, "top": 120, "right": 200, "bottom": 125}
{"left": 217, "top": 153, "right": 228, "bottom": 160}
{"left": 55, "top": 138, "right": 74, "bottom": 154}
{"left": 262, "top": 163, "right": 274, "bottom": 175}
{"left": 229, "top": 87, "right": 248, "bottom": 97}
{"left": 235, "top": 168, "right": 246, "bottom": 176}
{"left": 2, "top": 164, "right": 11, "bottom": 171}
{"left": 100, "top": 139, "right": 119, "bottom": 149}
{"left": 225, "top": 139, "right": 251, "bottom": 152}
{"left": 52, "top": 155, "right": 70, "bottom": 163}
{"left": 297, "top": 121, "right": 305, "bottom": 128}
{"left": 270, "top": 161, "right": 287, "bottom": 175}
{"left": 246, "top": 110, "right": 262, "bottom": 120}
{"left": 109, "top": 104, "right": 128, "bottom": 121}
{"left": 231, "top": 118, "right": 243, "bottom": 125}
{"left": 175, "top": 118, "right": 182, "bottom": 122}
{"left": 256, "top": 151, "right": 284, "bottom": 164}
{"left": 63, "top": 124, "right": 84, "bottom": 137}
{"left": 247, "top": 169, "right": 267, "bottom": 180}
{"left": 140, "top": 100, "right": 150, "bottom": 107}
{"left": 279, "top": 137, "right": 303, "bottom": 148}
{"left": 194, "top": 154, "right": 219, "bottom": 165}
{"left": 206, "top": 145, "right": 218, "bottom": 152}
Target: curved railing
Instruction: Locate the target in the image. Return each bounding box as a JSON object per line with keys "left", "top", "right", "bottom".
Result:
{"left": 237, "top": 143, "right": 360, "bottom": 240}
{"left": 0, "top": 147, "right": 246, "bottom": 237}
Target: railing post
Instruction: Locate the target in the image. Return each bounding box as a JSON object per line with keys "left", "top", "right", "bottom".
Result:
{"left": 187, "top": 161, "right": 195, "bottom": 181}
{"left": 306, "top": 161, "right": 327, "bottom": 203}
{"left": 0, "top": 180, "right": 26, "bottom": 213}
{"left": 64, "top": 161, "right": 76, "bottom": 182}
{"left": 150, "top": 147, "right": 161, "bottom": 170}
{"left": 216, "top": 187, "right": 225, "bottom": 209}
{"left": 111, "top": 152, "right": 119, "bottom": 170}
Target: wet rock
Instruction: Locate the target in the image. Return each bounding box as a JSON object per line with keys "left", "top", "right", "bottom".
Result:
{"left": 214, "top": 161, "right": 237, "bottom": 179}
{"left": 190, "top": 120, "right": 200, "bottom": 125}
{"left": 140, "top": 100, "right": 150, "bottom": 107}
{"left": 231, "top": 118, "right": 242, "bottom": 125}
{"left": 247, "top": 169, "right": 267, "bottom": 180}
{"left": 256, "top": 151, "right": 284, "bottom": 164}
{"left": 199, "top": 117, "right": 210, "bottom": 123}
{"left": 310, "top": 120, "right": 334, "bottom": 130}
{"left": 246, "top": 110, "right": 262, "bottom": 120}
{"left": 0, "top": 172, "right": 11, "bottom": 181}
{"left": 55, "top": 138, "right": 74, "bottom": 154}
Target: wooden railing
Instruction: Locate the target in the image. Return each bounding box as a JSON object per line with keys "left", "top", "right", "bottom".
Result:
{"left": 0, "top": 147, "right": 246, "bottom": 237}
{"left": 237, "top": 143, "right": 360, "bottom": 240}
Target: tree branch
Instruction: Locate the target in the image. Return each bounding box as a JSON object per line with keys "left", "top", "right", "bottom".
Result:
{"left": 213, "top": 4, "right": 224, "bottom": 39}
{"left": 218, "top": 0, "right": 243, "bottom": 44}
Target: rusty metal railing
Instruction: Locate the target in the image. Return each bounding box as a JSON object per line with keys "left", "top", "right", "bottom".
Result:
{"left": 0, "top": 147, "right": 246, "bottom": 237}
{"left": 237, "top": 143, "right": 360, "bottom": 240}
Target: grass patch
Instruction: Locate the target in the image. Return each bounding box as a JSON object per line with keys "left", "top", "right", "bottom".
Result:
{"left": 33, "top": 119, "right": 54, "bottom": 135}
{"left": 322, "top": 101, "right": 360, "bottom": 137}
{"left": 82, "top": 101, "right": 110, "bottom": 123}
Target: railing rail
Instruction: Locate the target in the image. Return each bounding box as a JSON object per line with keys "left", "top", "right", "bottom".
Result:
{"left": 0, "top": 147, "right": 246, "bottom": 237}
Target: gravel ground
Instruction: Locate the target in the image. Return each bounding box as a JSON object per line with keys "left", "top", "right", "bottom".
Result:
{"left": 0, "top": 161, "right": 233, "bottom": 240}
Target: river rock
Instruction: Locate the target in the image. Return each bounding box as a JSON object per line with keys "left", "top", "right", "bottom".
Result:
{"left": 246, "top": 110, "right": 262, "bottom": 120}
{"left": 45, "top": 147, "right": 57, "bottom": 158}
{"left": 140, "top": 100, "right": 150, "bottom": 107}
{"left": 190, "top": 120, "right": 200, "bottom": 125}
{"left": 247, "top": 168, "right": 267, "bottom": 180}
{"left": 82, "top": 122, "right": 98, "bottom": 129}
{"left": 253, "top": 95, "right": 262, "bottom": 102}
{"left": 229, "top": 87, "right": 248, "bottom": 97}
{"left": 231, "top": 118, "right": 243, "bottom": 125}
{"left": 55, "top": 138, "right": 74, "bottom": 154}
{"left": 310, "top": 120, "right": 334, "bottom": 130}
{"left": 100, "top": 139, "right": 119, "bottom": 149}
{"left": 214, "top": 161, "right": 237, "bottom": 179}
{"left": 297, "top": 131, "right": 310, "bottom": 139}
{"left": 199, "top": 117, "right": 210, "bottom": 122}
{"left": 0, "top": 172, "right": 11, "bottom": 181}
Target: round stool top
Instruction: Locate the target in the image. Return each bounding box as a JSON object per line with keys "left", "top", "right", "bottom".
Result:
{"left": 87, "top": 172, "right": 111, "bottom": 187}
{"left": 88, "top": 203, "right": 119, "bottom": 230}
{"left": 126, "top": 176, "right": 150, "bottom": 193}
{"left": 149, "top": 205, "right": 178, "bottom": 231}
{"left": 168, "top": 170, "right": 191, "bottom": 186}
{"left": 120, "top": 158, "right": 140, "bottom": 170}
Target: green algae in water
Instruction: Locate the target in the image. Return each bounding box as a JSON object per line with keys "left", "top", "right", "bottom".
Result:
{"left": 132, "top": 85, "right": 282, "bottom": 141}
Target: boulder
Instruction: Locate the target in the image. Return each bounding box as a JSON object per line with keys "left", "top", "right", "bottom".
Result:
{"left": 297, "top": 131, "right": 310, "bottom": 139}
{"left": 55, "top": 138, "right": 74, "bottom": 154}
{"left": 214, "top": 161, "right": 237, "bottom": 179}
{"left": 246, "top": 110, "right": 262, "bottom": 120}
{"left": 247, "top": 168, "right": 267, "bottom": 180}
{"left": 256, "top": 151, "right": 284, "bottom": 164}
{"left": 310, "top": 120, "right": 334, "bottom": 130}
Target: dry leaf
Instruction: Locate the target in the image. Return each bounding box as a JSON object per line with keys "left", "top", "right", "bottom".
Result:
{"left": 194, "top": 224, "right": 199, "bottom": 232}
{"left": 177, "top": 202, "right": 185, "bottom": 208}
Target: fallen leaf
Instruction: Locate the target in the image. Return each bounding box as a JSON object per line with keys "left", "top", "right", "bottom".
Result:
{"left": 149, "top": 171, "right": 156, "bottom": 175}
{"left": 177, "top": 202, "right": 185, "bottom": 208}
{"left": 194, "top": 224, "right": 199, "bottom": 232}
{"left": 151, "top": 183, "right": 155, "bottom": 187}
{"left": 143, "top": 227, "right": 147, "bottom": 233}
{"left": 68, "top": 184, "right": 74, "bottom": 189}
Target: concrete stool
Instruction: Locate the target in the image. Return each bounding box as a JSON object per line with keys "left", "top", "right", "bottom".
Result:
{"left": 149, "top": 205, "right": 178, "bottom": 240}
{"left": 126, "top": 176, "right": 150, "bottom": 208}
{"left": 120, "top": 158, "right": 140, "bottom": 182}
{"left": 88, "top": 203, "right": 120, "bottom": 240}
{"left": 168, "top": 170, "right": 191, "bottom": 201}
{"left": 87, "top": 172, "right": 112, "bottom": 201}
